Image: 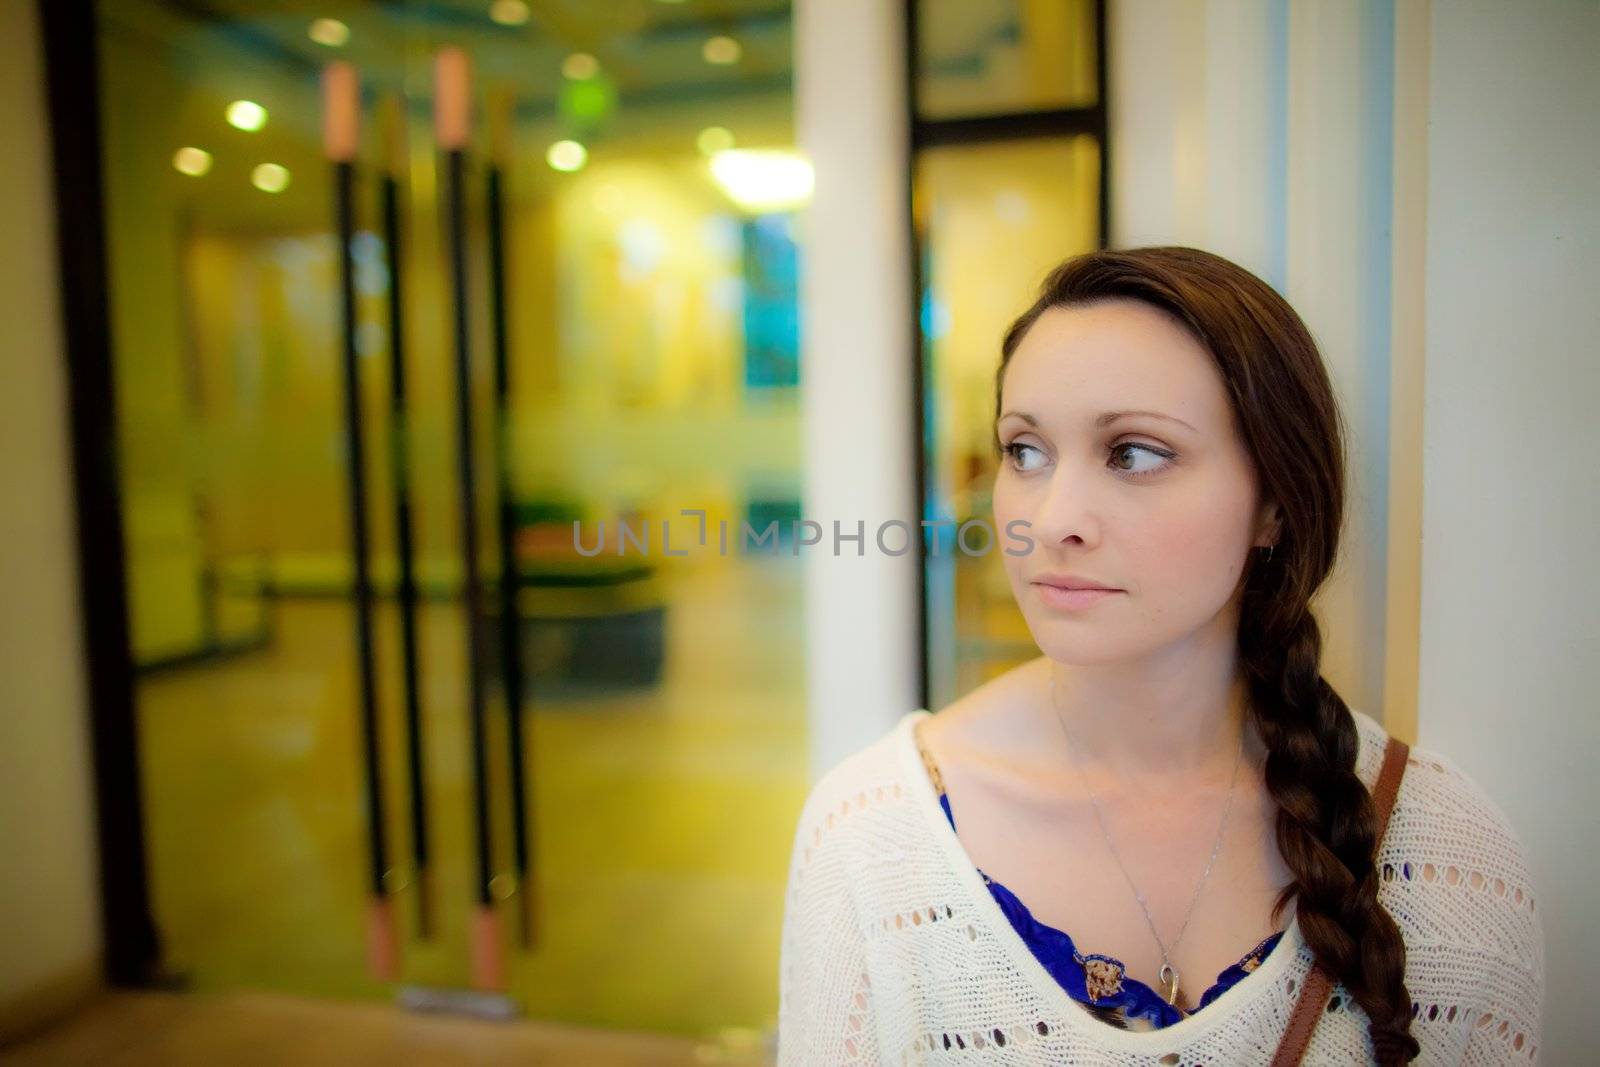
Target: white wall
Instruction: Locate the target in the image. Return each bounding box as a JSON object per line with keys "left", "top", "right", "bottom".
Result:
{"left": 1414, "top": 3, "right": 1598, "bottom": 1061}
{"left": 1110, "top": 0, "right": 1400, "bottom": 729}
{"left": 0, "top": 0, "right": 105, "bottom": 1042}
{"left": 1116, "top": 1, "right": 1592, "bottom": 1054}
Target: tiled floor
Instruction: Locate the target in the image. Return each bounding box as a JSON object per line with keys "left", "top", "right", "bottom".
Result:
{"left": 5, "top": 989, "right": 774, "bottom": 1065}
{"left": 128, "top": 555, "right": 808, "bottom": 1042}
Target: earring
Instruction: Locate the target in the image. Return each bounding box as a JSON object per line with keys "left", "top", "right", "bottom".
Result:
{"left": 1260, "top": 544, "right": 1275, "bottom": 563}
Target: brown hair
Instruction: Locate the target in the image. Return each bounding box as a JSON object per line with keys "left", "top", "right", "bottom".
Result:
{"left": 996, "top": 246, "right": 1418, "bottom": 1063}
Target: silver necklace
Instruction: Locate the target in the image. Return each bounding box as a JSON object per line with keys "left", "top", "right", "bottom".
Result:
{"left": 1047, "top": 672, "right": 1245, "bottom": 1009}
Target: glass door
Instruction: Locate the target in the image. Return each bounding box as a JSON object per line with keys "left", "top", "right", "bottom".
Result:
{"left": 96, "top": 0, "right": 805, "bottom": 1046}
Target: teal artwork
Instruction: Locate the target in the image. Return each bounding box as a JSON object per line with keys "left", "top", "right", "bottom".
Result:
{"left": 742, "top": 213, "right": 800, "bottom": 389}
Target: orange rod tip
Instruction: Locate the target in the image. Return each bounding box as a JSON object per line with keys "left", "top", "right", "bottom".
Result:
{"left": 470, "top": 904, "right": 507, "bottom": 991}
{"left": 366, "top": 895, "right": 401, "bottom": 981}
{"left": 322, "top": 61, "right": 360, "bottom": 163}
{"left": 434, "top": 46, "right": 472, "bottom": 151}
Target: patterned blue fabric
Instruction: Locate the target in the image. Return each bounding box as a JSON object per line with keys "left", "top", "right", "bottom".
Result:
{"left": 935, "top": 790, "right": 1284, "bottom": 1030}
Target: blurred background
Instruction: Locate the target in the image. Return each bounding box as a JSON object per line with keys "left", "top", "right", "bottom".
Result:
{"left": 2, "top": 0, "right": 1594, "bottom": 1063}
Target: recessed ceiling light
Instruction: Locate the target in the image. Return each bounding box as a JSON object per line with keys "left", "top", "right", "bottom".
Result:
{"left": 308, "top": 18, "right": 349, "bottom": 47}
{"left": 702, "top": 35, "right": 741, "bottom": 65}
{"left": 546, "top": 140, "right": 588, "bottom": 172}
{"left": 697, "top": 126, "right": 735, "bottom": 155}
{"left": 563, "top": 52, "right": 599, "bottom": 80}
{"left": 490, "top": 0, "right": 530, "bottom": 26}
{"left": 226, "top": 100, "right": 268, "bottom": 131}
{"left": 251, "top": 163, "right": 291, "bottom": 193}
{"left": 173, "top": 147, "right": 213, "bottom": 176}
{"left": 708, "top": 149, "right": 813, "bottom": 212}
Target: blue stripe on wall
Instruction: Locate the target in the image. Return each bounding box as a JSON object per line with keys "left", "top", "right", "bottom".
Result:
{"left": 1265, "top": 0, "right": 1290, "bottom": 294}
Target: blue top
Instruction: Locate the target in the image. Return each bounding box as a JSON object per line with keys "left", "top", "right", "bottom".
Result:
{"left": 916, "top": 727, "right": 1284, "bottom": 1031}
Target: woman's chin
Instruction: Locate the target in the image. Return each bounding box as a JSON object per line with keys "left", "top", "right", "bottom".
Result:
{"left": 1028, "top": 626, "right": 1135, "bottom": 667}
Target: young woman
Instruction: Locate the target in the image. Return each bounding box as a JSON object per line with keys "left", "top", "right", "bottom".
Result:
{"left": 777, "top": 248, "right": 1544, "bottom": 1065}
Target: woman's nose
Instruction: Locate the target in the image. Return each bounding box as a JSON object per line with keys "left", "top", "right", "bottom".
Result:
{"left": 1028, "top": 461, "right": 1104, "bottom": 548}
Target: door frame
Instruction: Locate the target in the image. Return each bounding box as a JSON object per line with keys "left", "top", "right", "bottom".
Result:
{"left": 903, "top": 0, "right": 1112, "bottom": 711}
{"left": 37, "top": 0, "right": 165, "bottom": 986}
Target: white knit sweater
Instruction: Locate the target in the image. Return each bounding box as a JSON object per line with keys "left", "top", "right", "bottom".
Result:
{"left": 777, "top": 708, "right": 1544, "bottom": 1065}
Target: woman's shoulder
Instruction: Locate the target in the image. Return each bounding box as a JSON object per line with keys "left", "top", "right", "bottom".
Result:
{"left": 1350, "top": 710, "right": 1530, "bottom": 861}
{"left": 1353, "top": 709, "right": 1545, "bottom": 970}
{"left": 788, "top": 710, "right": 928, "bottom": 859}
{"left": 1351, "top": 708, "right": 1533, "bottom": 871}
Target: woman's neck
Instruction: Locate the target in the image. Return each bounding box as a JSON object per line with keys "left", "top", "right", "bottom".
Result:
{"left": 1036, "top": 647, "right": 1262, "bottom": 788}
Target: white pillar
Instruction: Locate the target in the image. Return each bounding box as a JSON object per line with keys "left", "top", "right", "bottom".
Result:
{"left": 0, "top": 0, "right": 102, "bottom": 1025}
{"left": 795, "top": 0, "right": 920, "bottom": 780}
{"left": 1284, "top": 0, "right": 1396, "bottom": 714}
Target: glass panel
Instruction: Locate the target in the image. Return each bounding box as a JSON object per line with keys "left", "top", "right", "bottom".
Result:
{"left": 915, "top": 136, "right": 1101, "bottom": 710}
{"left": 915, "top": 0, "right": 1098, "bottom": 119}
{"left": 98, "top": 0, "right": 803, "bottom": 1046}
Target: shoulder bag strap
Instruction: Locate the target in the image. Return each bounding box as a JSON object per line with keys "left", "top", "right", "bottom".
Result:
{"left": 1268, "top": 734, "right": 1411, "bottom": 1067}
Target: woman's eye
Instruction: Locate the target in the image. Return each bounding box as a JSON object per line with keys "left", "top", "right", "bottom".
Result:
{"left": 1002, "top": 440, "right": 1173, "bottom": 477}
{"left": 1002, "top": 442, "right": 1046, "bottom": 472}
{"left": 1109, "top": 442, "right": 1173, "bottom": 476}
{"left": 998, "top": 444, "right": 1049, "bottom": 473}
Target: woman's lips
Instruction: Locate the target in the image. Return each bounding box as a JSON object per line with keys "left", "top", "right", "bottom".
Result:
{"left": 1032, "top": 583, "right": 1123, "bottom": 611}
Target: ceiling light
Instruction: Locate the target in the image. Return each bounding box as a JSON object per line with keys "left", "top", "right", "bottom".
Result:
{"left": 702, "top": 35, "right": 741, "bottom": 65}
{"left": 546, "top": 140, "right": 588, "bottom": 172}
{"left": 226, "top": 100, "right": 268, "bottom": 131}
{"left": 251, "top": 163, "right": 290, "bottom": 193}
{"left": 708, "top": 149, "right": 812, "bottom": 212}
{"left": 308, "top": 18, "right": 349, "bottom": 47}
{"left": 563, "top": 52, "right": 599, "bottom": 80}
{"left": 490, "top": 0, "right": 530, "bottom": 26}
{"left": 173, "top": 147, "right": 213, "bottom": 176}
{"left": 697, "top": 126, "right": 735, "bottom": 155}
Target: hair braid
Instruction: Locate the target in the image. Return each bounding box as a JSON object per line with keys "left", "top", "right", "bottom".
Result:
{"left": 1241, "top": 604, "right": 1420, "bottom": 1064}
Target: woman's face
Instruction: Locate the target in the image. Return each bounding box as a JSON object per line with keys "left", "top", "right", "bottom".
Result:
{"left": 992, "top": 299, "right": 1279, "bottom": 666}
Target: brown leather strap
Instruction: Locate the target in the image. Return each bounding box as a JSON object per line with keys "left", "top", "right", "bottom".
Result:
{"left": 1268, "top": 734, "right": 1411, "bottom": 1067}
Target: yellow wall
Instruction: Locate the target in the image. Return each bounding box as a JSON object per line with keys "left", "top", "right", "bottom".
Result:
{"left": 0, "top": 0, "right": 104, "bottom": 1042}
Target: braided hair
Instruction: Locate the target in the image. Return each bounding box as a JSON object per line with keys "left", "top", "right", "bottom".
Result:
{"left": 995, "top": 247, "right": 1419, "bottom": 1063}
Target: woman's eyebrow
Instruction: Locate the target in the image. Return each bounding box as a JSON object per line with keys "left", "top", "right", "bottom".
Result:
{"left": 1096, "top": 409, "right": 1198, "bottom": 432}
{"left": 995, "top": 409, "right": 1198, "bottom": 433}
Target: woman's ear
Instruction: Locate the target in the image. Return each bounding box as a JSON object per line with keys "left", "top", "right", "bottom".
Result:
{"left": 1255, "top": 500, "right": 1283, "bottom": 547}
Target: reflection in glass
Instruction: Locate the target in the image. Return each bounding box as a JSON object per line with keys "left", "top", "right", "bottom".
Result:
{"left": 915, "top": 0, "right": 1098, "bottom": 119}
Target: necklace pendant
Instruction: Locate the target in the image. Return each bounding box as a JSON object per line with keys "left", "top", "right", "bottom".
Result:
{"left": 1158, "top": 963, "right": 1181, "bottom": 1007}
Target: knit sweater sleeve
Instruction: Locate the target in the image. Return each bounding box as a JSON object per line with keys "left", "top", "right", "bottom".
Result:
{"left": 777, "top": 763, "right": 880, "bottom": 1066}
{"left": 1398, "top": 746, "right": 1546, "bottom": 1065}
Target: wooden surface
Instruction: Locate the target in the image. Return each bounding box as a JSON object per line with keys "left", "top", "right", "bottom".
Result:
{"left": 4, "top": 989, "right": 773, "bottom": 1065}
